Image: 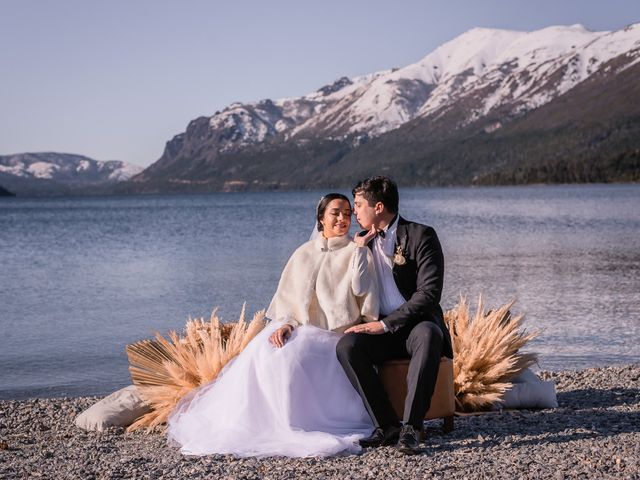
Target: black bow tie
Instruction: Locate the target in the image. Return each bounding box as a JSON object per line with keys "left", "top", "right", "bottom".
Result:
{"left": 377, "top": 229, "right": 386, "bottom": 239}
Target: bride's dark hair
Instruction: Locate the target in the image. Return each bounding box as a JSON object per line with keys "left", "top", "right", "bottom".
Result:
{"left": 316, "top": 193, "right": 351, "bottom": 231}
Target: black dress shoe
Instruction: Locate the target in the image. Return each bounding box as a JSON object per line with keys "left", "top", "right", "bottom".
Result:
{"left": 396, "top": 424, "right": 421, "bottom": 455}
{"left": 359, "top": 425, "right": 401, "bottom": 448}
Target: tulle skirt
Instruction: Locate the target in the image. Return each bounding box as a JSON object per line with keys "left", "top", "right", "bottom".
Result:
{"left": 166, "top": 321, "right": 374, "bottom": 458}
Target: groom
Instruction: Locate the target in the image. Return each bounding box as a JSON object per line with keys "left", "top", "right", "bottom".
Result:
{"left": 337, "top": 176, "right": 453, "bottom": 455}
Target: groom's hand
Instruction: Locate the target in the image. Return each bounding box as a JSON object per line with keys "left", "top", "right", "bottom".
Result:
{"left": 344, "top": 321, "right": 386, "bottom": 335}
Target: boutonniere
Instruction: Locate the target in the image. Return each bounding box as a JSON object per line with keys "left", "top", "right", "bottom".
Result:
{"left": 393, "top": 245, "right": 406, "bottom": 266}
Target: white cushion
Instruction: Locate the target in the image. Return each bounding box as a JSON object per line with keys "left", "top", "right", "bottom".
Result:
{"left": 74, "top": 385, "right": 150, "bottom": 431}
{"left": 511, "top": 368, "right": 542, "bottom": 384}
{"left": 500, "top": 369, "right": 558, "bottom": 409}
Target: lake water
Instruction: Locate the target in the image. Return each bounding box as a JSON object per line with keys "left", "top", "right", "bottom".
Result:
{"left": 1, "top": 185, "right": 639, "bottom": 400}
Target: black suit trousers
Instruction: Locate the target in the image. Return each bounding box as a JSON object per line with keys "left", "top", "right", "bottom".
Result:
{"left": 336, "top": 320, "right": 444, "bottom": 430}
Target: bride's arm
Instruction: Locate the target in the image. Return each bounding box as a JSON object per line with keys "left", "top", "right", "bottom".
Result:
{"left": 350, "top": 246, "right": 373, "bottom": 296}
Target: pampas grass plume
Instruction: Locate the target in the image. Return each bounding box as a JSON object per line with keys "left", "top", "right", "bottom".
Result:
{"left": 445, "top": 295, "right": 539, "bottom": 412}
{"left": 126, "top": 304, "right": 266, "bottom": 431}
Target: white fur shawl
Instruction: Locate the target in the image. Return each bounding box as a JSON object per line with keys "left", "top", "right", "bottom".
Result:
{"left": 266, "top": 234, "right": 379, "bottom": 332}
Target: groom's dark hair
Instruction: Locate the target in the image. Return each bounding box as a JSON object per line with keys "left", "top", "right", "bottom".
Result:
{"left": 352, "top": 176, "right": 399, "bottom": 214}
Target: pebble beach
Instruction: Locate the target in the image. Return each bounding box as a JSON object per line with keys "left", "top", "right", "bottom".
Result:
{"left": 1, "top": 365, "right": 639, "bottom": 479}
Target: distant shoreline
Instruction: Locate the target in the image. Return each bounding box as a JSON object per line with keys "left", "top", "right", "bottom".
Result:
{"left": 2, "top": 181, "right": 639, "bottom": 200}
{"left": 1, "top": 364, "right": 638, "bottom": 478}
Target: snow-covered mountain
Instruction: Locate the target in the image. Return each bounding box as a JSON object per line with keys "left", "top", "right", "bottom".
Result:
{"left": 127, "top": 22, "right": 640, "bottom": 192}
{"left": 0, "top": 153, "right": 143, "bottom": 196}
{"left": 199, "top": 23, "right": 640, "bottom": 150}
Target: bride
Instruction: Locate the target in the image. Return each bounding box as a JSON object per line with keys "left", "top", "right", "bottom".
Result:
{"left": 167, "top": 193, "right": 381, "bottom": 457}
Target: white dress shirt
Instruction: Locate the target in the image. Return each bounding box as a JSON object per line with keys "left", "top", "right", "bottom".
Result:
{"left": 371, "top": 215, "right": 406, "bottom": 328}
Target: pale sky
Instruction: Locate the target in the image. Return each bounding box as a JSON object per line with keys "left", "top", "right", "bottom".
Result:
{"left": 1, "top": 0, "right": 639, "bottom": 168}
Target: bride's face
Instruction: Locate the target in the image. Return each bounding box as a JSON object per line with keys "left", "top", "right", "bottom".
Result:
{"left": 321, "top": 199, "right": 352, "bottom": 238}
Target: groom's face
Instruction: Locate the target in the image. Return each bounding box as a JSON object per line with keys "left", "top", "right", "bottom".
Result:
{"left": 353, "top": 193, "right": 379, "bottom": 230}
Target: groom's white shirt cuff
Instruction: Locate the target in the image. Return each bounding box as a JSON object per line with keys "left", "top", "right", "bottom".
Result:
{"left": 380, "top": 321, "right": 389, "bottom": 333}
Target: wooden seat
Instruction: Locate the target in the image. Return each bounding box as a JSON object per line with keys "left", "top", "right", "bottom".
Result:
{"left": 378, "top": 357, "right": 455, "bottom": 432}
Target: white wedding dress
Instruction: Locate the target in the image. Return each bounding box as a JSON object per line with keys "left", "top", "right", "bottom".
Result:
{"left": 166, "top": 320, "right": 374, "bottom": 458}
{"left": 167, "top": 234, "right": 379, "bottom": 458}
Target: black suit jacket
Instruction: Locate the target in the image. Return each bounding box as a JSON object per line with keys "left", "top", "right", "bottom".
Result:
{"left": 371, "top": 216, "right": 453, "bottom": 359}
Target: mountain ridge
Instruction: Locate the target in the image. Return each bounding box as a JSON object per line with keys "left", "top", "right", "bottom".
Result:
{"left": 122, "top": 22, "right": 640, "bottom": 193}
{"left": 0, "top": 152, "right": 143, "bottom": 196}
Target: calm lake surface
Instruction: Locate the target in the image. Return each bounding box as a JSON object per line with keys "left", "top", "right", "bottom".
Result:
{"left": 1, "top": 185, "right": 639, "bottom": 400}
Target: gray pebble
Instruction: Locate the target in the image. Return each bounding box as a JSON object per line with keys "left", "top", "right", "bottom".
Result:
{"left": 0, "top": 364, "right": 638, "bottom": 479}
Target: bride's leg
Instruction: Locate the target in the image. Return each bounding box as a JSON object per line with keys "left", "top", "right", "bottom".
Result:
{"left": 276, "top": 326, "right": 372, "bottom": 432}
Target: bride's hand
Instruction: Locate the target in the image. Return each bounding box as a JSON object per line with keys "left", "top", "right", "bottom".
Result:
{"left": 269, "top": 325, "right": 293, "bottom": 348}
{"left": 353, "top": 226, "right": 377, "bottom": 247}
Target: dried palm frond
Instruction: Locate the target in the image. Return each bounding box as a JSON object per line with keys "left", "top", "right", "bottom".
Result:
{"left": 445, "top": 295, "right": 539, "bottom": 412}
{"left": 126, "top": 305, "right": 266, "bottom": 431}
